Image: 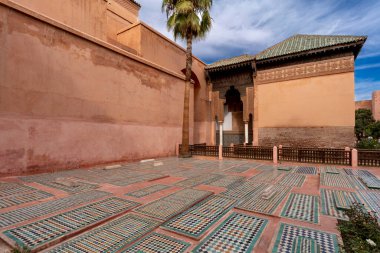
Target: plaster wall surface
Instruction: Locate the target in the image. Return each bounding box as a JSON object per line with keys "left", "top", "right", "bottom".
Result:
{"left": 7, "top": 0, "right": 139, "bottom": 43}
{"left": 118, "top": 23, "right": 211, "bottom": 144}
{"left": 256, "top": 71, "right": 355, "bottom": 147}
{"left": 257, "top": 72, "right": 355, "bottom": 128}
{"left": 0, "top": 4, "right": 185, "bottom": 175}
{"left": 373, "top": 91, "right": 380, "bottom": 121}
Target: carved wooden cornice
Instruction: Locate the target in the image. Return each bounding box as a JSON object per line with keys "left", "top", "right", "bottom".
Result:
{"left": 256, "top": 56, "right": 354, "bottom": 85}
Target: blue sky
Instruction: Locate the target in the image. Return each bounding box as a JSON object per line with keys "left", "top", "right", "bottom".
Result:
{"left": 138, "top": 0, "right": 380, "bottom": 101}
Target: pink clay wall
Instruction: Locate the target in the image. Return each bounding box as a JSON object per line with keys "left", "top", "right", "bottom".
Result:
{"left": 118, "top": 23, "right": 212, "bottom": 144}
{"left": 6, "top": 0, "right": 139, "bottom": 43}
{"left": 373, "top": 91, "right": 380, "bottom": 121}
{"left": 0, "top": 4, "right": 186, "bottom": 175}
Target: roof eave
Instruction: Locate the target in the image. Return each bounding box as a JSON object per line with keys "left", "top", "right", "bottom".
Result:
{"left": 206, "top": 59, "right": 255, "bottom": 72}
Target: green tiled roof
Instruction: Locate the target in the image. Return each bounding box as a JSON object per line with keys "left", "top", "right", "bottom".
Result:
{"left": 206, "top": 54, "right": 255, "bottom": 70}
{"left": 256, "top": 34, "right": 367, "bottom": 61}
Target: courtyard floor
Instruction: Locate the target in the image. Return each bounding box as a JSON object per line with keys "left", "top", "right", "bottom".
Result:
{"left": 0, "top": 157, "right": 379, "bottom": 253}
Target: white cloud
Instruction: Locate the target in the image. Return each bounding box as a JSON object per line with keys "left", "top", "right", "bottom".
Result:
{"left": 356, "top": 63, "right": 380, "bottom": 71}
{"left": 355, "top": 78, "right": 380, "bottom": 101}
{"left": 137, "top": 0, "right": 380, "bottom": 63}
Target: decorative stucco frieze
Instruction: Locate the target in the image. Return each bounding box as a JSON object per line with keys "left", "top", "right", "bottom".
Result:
{"left": 256, "top": 56, "right": 354, "bottom": 84}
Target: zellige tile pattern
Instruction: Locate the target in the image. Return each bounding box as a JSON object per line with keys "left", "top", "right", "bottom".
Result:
{"left": 3, "top": 197, "right": 139, "bottom": 250}
{"left": 162, "top": 195, "right": 236, "bottom": 239}
{"left": 193, "top": 212, "right": 268, "bottom": 253}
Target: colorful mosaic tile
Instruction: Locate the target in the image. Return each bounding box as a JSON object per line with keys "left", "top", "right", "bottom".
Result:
{"left": 343, "top": 168, "right": 355, "bottom": 175}
{"left": 0, "top": 182, "right": 42, "bottom": 197}
{"left": 349, "top": 176, "right": 368, "bottom": 190}
{"left": 134, "top": 189, "right": 212, "bottom": 221}
{"left": 281, "top": 193, "right": 319, "bottom": 224}
{"left": 162, "top": 195, "right": 235, "bottom": 239}
{"left": 321, "top": 167, "right": 341, "bottom": 174}
{"left": 292, "top": 237, "right": 321, "bottom": 253}
{"left": 111, "top": 173, "right": 167, "bottom": 186}
{"left": 359, "top": 176, "right": 380, "bottom": 189}
{"left": 256, "top": 165, "right": 276, "bottom": 171}
{"left": 272, "top": 223, "right": 339, "bottom": 253}
{"left": 125, "top": 185, "right": 170, "bottom": 198}
{"left": 33, "top": 178, "right": 99, "bottom": 193}
{"left": 220, "top": 181, "right": 266, "bottom": 199}
{"left": 47, "top": 214, "right": 160, "bottom": 253}
{"left": 227, "top": 163, "right": 257, "bottom": 173}
{"left": 320, "top": 189, "right": 360, "bottom": 220}
{"left": 123, "top": 232, "right": 190, "bottom": 253}
{"left": 207, "top": 175, "right": 244, "bottom": 188}
{"left": 0, "top": 190, "right": 110, "bottom": 228}
{"left": 0, "top": 190, "right": 53, "bottom": 209}
{"left": 358, "top": 190, "right": 380, "bottom": 221}
{"left": 193, "top": 212, "right": 268, "bottom": 253}
{"left": 320, "top": 174, "right": 354, "bottom": 188}
{"left": 175, "top": 174, "right": 221, "bottom": 188}
{"left": 250, "top": 171, "right": 285, "bottom": 183}
{"left": 3, "top": 197, "right": 139, "bottom": 250}
{"left": 277, "top": 166, "right": 293, "bottom": 172}
{"left": 237, "top": 184, "right": 291, "bottom": 215}
{"left": 295, "top": 167, "right": 317, "bottom": 175}
{"left": 277, "top": 173, "right": 306, "bottom": 187}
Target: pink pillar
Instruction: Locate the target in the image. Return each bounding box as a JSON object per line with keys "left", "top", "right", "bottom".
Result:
{"left": 273, "top": 146, "right": 278, "bottom": 164}
{"left": 219, "top": 145, "right": 223, "bottom": 160}
{"left": 352, "top": 149, "right": 358, "bottom": 168}
{"left": 176, "top": 143, "right": 179, "bottom": 157}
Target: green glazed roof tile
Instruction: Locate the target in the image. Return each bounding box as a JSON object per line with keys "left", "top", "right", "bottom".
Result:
{"left": 256, "top": 34, "right": 366, "bottom": 60}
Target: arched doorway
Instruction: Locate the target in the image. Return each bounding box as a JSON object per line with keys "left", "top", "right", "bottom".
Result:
{"left": 220, "top": 86, "right": 245, "bottom": 145}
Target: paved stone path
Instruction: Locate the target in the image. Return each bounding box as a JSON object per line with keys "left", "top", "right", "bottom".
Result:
{"left": 0, "top": 157, "right": 379, "bottom": 252}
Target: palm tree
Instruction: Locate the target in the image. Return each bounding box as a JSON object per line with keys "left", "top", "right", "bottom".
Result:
{"left": 162, "top": 0, "right": 212, "bottom": 157}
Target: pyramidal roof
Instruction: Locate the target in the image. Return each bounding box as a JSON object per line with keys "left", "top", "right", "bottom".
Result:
{"left": 256, "top": 34, "right": 367, "bottom": 61}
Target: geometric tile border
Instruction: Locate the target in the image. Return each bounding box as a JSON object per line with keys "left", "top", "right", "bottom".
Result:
{"left": 0, "top": 183, "right": 44, "bottom": 197}
{"left": 358, "top": 190, "right": 380, "bottom": 221}
{"left": 321, "top": 167, "right": 341, "bottom": 174}
{"left": 175, "top": 175, "right": 221, "bottom": 188}
{"left": 277, "top": 173, "right": 306, "bottom": 187}
{"left": 320, "top": 189, "right": 360, "bottom": 220}
{"left": 123, "top": 232, "right": 190, "bottom": 253}
{"left": 134, "top": 189, "right": 212, "bottom": 221}
{"left": 162, "top": 196, "right": 236, "bottom": 239}
{"left": 221, "top": 181, "right": 267, "bottom": 199}
{"left": 33, "top": 179, "right": 99, "bottom": 193}
{"left": 0, "top": 190, "right": 110, "bottom": 228}
{"left": 125, "top": 185, "right": 170, "bottom": 198}
{"left": 250, "top": 171, "right": 285, "bottom": 184}
{"left": 272, "top": 223, "right": 339, "bottom": 253}
{"left": 3, "top": 197, "right": 140, "bottom": 251}
{"left": 227, "top": 164, "right": 255, "bottom": 173}
{"left": 46, "top": 214, "right": 161, "bottom": 253}
{"left": 320, "top": 174, "right": 354, "bottom": 189}
{"left": 0, "top": 189, "right": 53, "bottom": 209}
{"left": 207, "top": 175, "right": 244, "bottom": 188}
{"left": 280, "top": 193, "right": 319, "bottom": 224}
{"left": 237, "top": 184, "right": 291, "bottom": 215}
{"left": 193, "top": 212, "right": 268, "bottom": 253}
{"left": 359, "top": 176, "right": 380, "bottom": 189}
{"left": 292, "top": 236, "right": 321, "bottom": 253}
{"left": 295, "top": 167, "right": 317, "bottom": 175}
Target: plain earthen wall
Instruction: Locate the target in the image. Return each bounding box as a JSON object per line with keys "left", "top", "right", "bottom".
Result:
{"left": 256, "top": 72, "right": 355, "bottom": 147}
{"left": 0, "top": 4, "right": 186, "bottom": 175}
{"left": 7, "top": 0, "right": 139, "bottom": 43}
{"left": 136, "top": 23, "right": 211, "bottom": 145}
